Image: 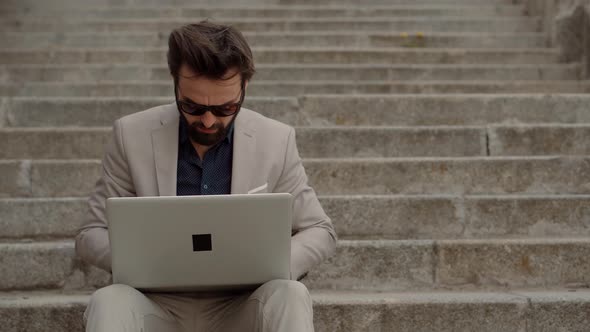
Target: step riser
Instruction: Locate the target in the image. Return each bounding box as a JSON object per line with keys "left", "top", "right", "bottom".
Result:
{"left": 306, "top": 240, "right": 590, "bottom": 291}
{"left": 0, "top": 7, "right": 528, "bottom": 19}
{"left": 1, "top": 66, "right": 576, "bottom": 83}
{"left": 0, "top": 128, "right": 489, "bottom": 159}
{"left": 0, "top": 33, "right": 545, "bottom": 48}
{"left": 0, "top": 19, "right": 540, "bottom": 33}
{"left": 2, "top": 81, "right": 588, "bottom": 97}
{"left": 3, "top": 96, "right": 590, "bottom": 127}
{"left": 2, "top": 240, "right": 589, "bottom": 291}
{"left": 1, "top": 158, "right": 589, "bottom": 198}
{"left": 0, "top": 50, "right": 558, "bottom": 66}
{"left": 3, "top": 196, "right": 590, "bottom": 240}
{"left": 0, "top": 0, "right": 521, "bottom": 6}
{"left": 4, "top": 295, "right": 587, "bottom": 332}
{"left": 2, "top": 127, "right": 590, "bottom": 159}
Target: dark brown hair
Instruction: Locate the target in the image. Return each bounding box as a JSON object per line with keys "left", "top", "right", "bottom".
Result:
{"left": 167, "top": 21, "right": 255, "bottom": 84}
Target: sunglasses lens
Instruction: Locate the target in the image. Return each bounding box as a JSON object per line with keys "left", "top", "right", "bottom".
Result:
{"left": 181, "top": 102, "right": 207, "bottom": 116}
{"left": 212, "top": 104, "right": 240, "bottom": 117}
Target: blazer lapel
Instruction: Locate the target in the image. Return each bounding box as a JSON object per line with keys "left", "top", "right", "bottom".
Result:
{"left": 152, "top": 107, "right": 179, "bottom": 196}
{"left": 231, "top": 109, "right": 257, "bottom": 194}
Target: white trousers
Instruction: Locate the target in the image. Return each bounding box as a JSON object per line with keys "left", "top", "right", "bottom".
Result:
{"left": 83, "top": 280, "right": 314, "bottom": 332}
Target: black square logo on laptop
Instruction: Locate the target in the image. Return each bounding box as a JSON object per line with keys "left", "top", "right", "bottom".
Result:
{"left": 192, "top": 234, "right": 212, "bottom": 252}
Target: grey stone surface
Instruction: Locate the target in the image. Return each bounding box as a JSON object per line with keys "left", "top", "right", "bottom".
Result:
{"left": 322, "top": 195, "right": 463, "bottom": 239}
{"left": 0, "top": 0, "right": 524, "bottom": 6}
{"left": 299, "top": 94, "right": 590, "bottom": 126}
{"left": 0, "top": 293, "right": 88, "bottom": 332}
{"left": 305, "top": 157, "right": 590, "bottom": 195}
{"left": 0, "top": 242, "right": 110, "bottom": 290}
{"left": 304, "top": 240, "right": 435, "bottom": 290}
{"left": 0, "top": 160, "right": 31, "bottom": 198}
{"left": 0, "top": 17, "right": 541, "bottom": 33}
{"left": 0, "top": 31, "right": 545, "bottom": 48}
{"left": 2, "top": 238, "right": 590, "bottom": 291}
{"left": 1, "top": 290, "right": 589, "bottom": 332}
{"left": 3, "top": 80, "right": 589, "bottom": 98}
{"left": 463, "top": 195, "right": 590, "bottom": 238}
{"left": 0, "top": 198, "right": 87, "bottom": 239}
{"left": 1, "top": 97, "right": 302, "bottom": 127}
{"left": 313, "top": 291, "right": 529, "bottom": 332}
{"left": 0, "top": 48, "right": 560, "bottom": 65}
{"left": 489, "top": 124, "right": 590, "bottom": 156}
{"left": 521, "top": 290, "right": 590, "bottom": 332}
{"left": 436, "top": 239, "right": 590, "bottom": 289}
{"left": 21, "top": 124, "right": 590, "bottom": 159}
{"left": 0, "top": 5, "right": 528, "bottom": 19}
{"left": 29, "top": 161, "right": 101, "bottom": 198}
{"left": 3, "top": 94, "right": 590, "bottom": 128}
{"left": 0, "top": 127, "right": 487, "bottom": 159}
{"left": 1, "top": 63, "right": 578, "bottom": 83}
{"left": 3, "top": 195, "right": 590, "bottom": 240}
{"left": 3, "top": 157, "right": 590, "bottom": 197}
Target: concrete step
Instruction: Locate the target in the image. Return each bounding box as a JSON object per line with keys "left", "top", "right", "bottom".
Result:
{"left": 306, "top": 238, "right": 590, "bottom": 291}
{"left": 2, "top": 195, "right": 590, "bottom": 240}
{"left": 0, "top": 126, "right": 489, "bottom": 159}
{"left": 1, "top": 238, "right": 590, "bottom": 291}
{"left": 2, "top": 80, "right": 588, "bottom": 97}
{"left": 1, "top": 157, "right": 589, "bottom": 198}
{"left": 2, "top": 289, "right": 589, "bottom": 332}
{"left": 0, "top": 48, "right": 560, "bottom": 65}
{"left": 2, "top": 125, "right": 590, "bottom": 159}
{"left": 2, "top": 95, "right": 590, "bottom": 127}
{"left": 0, "top": 5, "right": 529, "bottom": 19}
{"left": 0, "top": 17, "right": 541, "bottom": 33}
{"left": 1, "top": 64, "right": 577, "bottom": 83}
{"left": 0, "top": 31, "right": 546, "bottom": 48}
{"left": 0, "top": 0, "right": 524, "bottom": 7}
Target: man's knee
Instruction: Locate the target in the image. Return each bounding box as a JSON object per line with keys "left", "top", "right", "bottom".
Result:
{"left": 87, "top": 284, "right": 144, "bottom": 313}
{"left": 254, "top": 279, "right": 311, "bottom": 303}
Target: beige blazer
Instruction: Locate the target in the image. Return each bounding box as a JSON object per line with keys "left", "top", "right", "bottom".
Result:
{"left": 75, "top": 103, "right": 337, "bottom": 281}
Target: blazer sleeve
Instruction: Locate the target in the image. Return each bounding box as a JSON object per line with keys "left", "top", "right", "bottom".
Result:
{"left": 274, "top": 127, "right": 338, "bottom": 280}
{"left": 75, "top": 119, "right": 136, "bottom": 272}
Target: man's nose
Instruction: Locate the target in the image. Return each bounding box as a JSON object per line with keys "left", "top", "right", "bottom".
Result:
{"left": 201, "top": 111, "right": 217, "bottom": 128}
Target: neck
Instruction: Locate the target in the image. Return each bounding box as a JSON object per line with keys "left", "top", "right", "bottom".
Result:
{"left": 192, "top": 142, "right": 209, "bottom": 160}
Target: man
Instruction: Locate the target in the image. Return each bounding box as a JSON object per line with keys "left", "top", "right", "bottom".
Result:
{"left": 75, "top": 21, "right": 337, "bottom": 332}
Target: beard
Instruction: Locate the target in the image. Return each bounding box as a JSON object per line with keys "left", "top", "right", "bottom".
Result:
{"left": 181, "top": 115, "right": 233, "bottom": 147}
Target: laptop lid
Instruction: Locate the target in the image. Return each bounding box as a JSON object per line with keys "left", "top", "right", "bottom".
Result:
{"left": 106, "top": 193, "right": 293, "bottom": 292}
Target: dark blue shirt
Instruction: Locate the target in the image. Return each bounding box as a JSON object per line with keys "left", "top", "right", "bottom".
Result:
{"left": 176, "top": 117, "right": 234, "bottom": 196}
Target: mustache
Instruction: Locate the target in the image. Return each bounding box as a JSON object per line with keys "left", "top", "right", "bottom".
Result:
{"left": 190, "top": 121, "right": 222, "bottom": 131}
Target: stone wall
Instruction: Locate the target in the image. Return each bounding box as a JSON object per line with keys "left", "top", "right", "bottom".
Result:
{"left": 522, "top": 0, "right": 590, "bottom": 77}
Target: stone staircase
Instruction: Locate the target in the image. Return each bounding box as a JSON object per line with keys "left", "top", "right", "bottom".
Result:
{"left": 1, "top": 0, "right": 590, "bottom": 331}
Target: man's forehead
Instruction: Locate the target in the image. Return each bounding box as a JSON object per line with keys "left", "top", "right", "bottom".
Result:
{"left": 178, "top": 66, "right": 239, "bottom": 95}
{"left": 178, "top": 65, "right": 241, "bottom": 85}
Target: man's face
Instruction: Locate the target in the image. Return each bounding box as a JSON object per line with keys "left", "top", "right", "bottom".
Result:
{"left": 176, "top": 65, "right": 244, "bottom": 146}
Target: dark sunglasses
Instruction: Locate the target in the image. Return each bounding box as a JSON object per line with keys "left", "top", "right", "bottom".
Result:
{"left": 175, "top": 80, "right": 245, "bottom": 117}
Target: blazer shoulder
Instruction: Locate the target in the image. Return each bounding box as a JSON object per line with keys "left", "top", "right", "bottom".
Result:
{"left": 239, "top": 107, "right": 293, "bottom": 136}
{"left": 116, "top": 102, "right": 177, "bottom": 131}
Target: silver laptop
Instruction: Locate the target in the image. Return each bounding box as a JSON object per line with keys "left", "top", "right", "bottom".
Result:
{"left": 106, "top": 193, "right": 293, "bottom": 292}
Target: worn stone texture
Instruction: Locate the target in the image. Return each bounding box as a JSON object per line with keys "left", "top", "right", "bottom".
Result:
{"left": 0, "top": 17, "right": 542, "bottom": 34}
{"left": 0, "top": 242, "right": 110, "bottom": 290}
{"left": 3, "top": 80, "right": 589, "bottom": 98}
{"left": 0, "top": 64, "right": 578, "bottom": 84}
{"left": 436, "top": 239, "right": 590, "bottom": 289}
{"left": 304, "top": 240, "right": 435, "bottom": 291}
{"left": 0, "top": 127, "right": 487, "bottom": 159}
{"left": 0, "top": 31, "right": 545, "bottom": 48}
{"left": 0, "top": 198, "right": 87, "bottom": 239}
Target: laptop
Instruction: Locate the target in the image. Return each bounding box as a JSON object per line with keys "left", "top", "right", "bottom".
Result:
{"left": 106, "top": 193, "right": 293, "bottom": 292}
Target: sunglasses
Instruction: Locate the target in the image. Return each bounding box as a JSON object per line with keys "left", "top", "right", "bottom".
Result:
{"left": 175, "top": 81, "right": 245, "bottom": 117}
